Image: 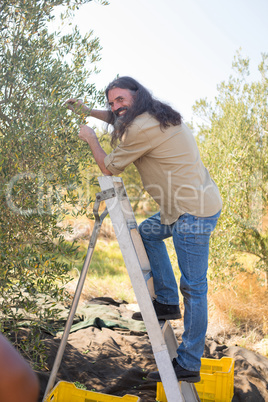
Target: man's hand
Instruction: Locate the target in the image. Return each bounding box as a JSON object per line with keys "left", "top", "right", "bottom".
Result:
{"left": 78, "top": 125, "right": 112, "bottom": 176}
{"left": 65, "top": 98, "right": 90, "bottom": 116}
{"left": 78, "top": 125, "right": 98, "bottom": 145}
{"left": 78, "top": 125, "right": 97, "bottom": 144}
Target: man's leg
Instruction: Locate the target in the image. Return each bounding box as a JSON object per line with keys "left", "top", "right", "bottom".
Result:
{"left": 173, "top": 211, "right": 220, "bottom": 372}
{"left": 139, "top": 212, "right": 179, "bottom": 305}
{"left": 147, "top": 210, "right": 220, "bottom": 382}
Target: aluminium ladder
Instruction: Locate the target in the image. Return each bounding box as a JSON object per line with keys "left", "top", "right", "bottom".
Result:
{"left": 98, "top": 176, "right": 200, "bottom": 402}
{"left": 42, "top": 176, "right": 200, "bottom": 402}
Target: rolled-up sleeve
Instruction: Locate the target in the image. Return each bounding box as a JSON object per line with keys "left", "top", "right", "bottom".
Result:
{"left": 104, "top": 123, "right": 152, "bottom": 175}
{"left": 104, "top": 152, "right": 124, "bottom": 175}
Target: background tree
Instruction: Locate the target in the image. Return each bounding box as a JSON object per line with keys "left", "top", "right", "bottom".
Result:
{"left": 0, "top": 0, "right": 107, "bottom": 366}
{"left": 194, "top": 51, "right": 268, "bottom": 284}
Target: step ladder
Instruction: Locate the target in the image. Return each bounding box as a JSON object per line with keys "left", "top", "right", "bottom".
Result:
{"left": 98, "top": 176, "right": 200, "bottom": 402}
{"left": 42, "top": 176, "right": 200, "bottom": 402}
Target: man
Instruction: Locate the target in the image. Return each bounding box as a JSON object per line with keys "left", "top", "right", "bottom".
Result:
{"left": 0, "top": 333, "right": 39, "bottom": 402}
{"left": 66, "top": 76, "right": 222, "bottom": 383}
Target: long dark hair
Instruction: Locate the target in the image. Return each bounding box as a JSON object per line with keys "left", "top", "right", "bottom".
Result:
{"left": 105, "top": 76, "right": 182, "bottom": 146}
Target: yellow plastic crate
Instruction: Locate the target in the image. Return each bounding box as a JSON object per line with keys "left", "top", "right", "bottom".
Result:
{"left": 45, "top": 381, "right": 141, "bottom": 402}
{"left": 156, "top": 357, "right": 234, "bottom": 402}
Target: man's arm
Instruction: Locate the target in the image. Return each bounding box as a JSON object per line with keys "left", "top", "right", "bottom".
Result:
{"left": 65, "top": 98, "right": 113, "bottom": 123}
{"left": 79, "top": 125, "right": 112, "bottom": 175}
{"left": 90, "top": 109, "right": 113, "bottom": 123}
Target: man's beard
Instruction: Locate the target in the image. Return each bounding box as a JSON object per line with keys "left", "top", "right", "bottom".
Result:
{"left": 111, "top": 107, "right": 132, "bottom": 145}
{"left": 113, "top": 106, "right": 131, "bottom": 129}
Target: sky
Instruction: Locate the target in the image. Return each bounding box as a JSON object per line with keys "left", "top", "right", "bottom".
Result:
{"left": 56, "top": 0, "right": 268, "bottom": 127}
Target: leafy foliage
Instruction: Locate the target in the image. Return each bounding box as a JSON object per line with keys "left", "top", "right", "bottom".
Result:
{"left": 0, "top": 0, "right": 106, "bottom": 366}
{"left": 194, "top": 51, "right": 268, "bottom": 281}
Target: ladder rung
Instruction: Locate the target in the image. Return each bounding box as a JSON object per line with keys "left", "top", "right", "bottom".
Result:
{"left": 143, "top": 269, "right": 152, "bottom": 279}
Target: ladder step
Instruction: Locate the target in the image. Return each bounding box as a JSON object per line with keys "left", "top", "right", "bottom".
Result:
{"left": 160, "top": 320, "right": 178, "bottom": 360}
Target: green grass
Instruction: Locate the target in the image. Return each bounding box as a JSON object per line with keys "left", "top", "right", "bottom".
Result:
{"left": 53, "top": 238, "right": 125, "bottom": 275}
{"left": 68, "top": 239, "right": 136, "bottom": 303}
{"left": 64, "top": 236, "right": 182, "bottom": 304}
{"left": 81, "top": 240, "right": 125, "bottom": 277}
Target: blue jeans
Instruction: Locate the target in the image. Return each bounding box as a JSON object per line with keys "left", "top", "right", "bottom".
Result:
{"left": 139, "top": 210, "right": 221, "bottom": 371}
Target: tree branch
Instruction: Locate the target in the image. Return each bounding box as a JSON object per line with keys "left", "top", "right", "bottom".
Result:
{"left": 0, "top": 107, "right": 11, "bottom": 126}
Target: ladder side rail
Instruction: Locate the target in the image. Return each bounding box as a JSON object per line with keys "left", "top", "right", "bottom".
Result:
{"left": 111, "top": 179, "right": 160, "bottom": 302}
{"left": 107, "top": 178, "right": 154, "bottom": 277}
{"left": 98, "top": 178, "right": 165, "bottom": 345}
{"left": 129, "top": 227, "right": 156, "bottom": 299}
{"left": 42, "top": 203, "right": 108, "bottom": 401}
{"left": 98, "top": 176, "right": 184, "bottom": 402}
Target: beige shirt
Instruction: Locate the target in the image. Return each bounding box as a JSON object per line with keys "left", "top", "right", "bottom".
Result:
{"left": 104, "top": 112, "right": 222, "bottom": 224}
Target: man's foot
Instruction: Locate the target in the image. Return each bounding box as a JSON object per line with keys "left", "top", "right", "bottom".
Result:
{"left": 147, "top": 358, "right": 200, "bottom": 383}
{"left": 132, "top": 299, "right": 181, "bottom": 321}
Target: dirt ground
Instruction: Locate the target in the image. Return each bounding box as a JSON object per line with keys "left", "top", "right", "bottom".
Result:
{"left": 34, "top": 298, "right": 268, "bottom": 402}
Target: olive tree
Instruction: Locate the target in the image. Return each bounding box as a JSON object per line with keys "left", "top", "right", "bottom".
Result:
{"left": 0, "top": 0, "right": 107, "bottom": 366}
{"left": 194, "top": 51, "right": 268, "bottom": 283}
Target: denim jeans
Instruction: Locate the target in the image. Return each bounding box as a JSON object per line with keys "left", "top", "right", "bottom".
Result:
{"left": 139, "top": 210, "right": 221, "bottom": 371}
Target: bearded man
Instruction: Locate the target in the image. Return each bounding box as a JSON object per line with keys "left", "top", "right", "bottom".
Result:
{"left": 66, "top": 76, "right": 222, "bottom": 383}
